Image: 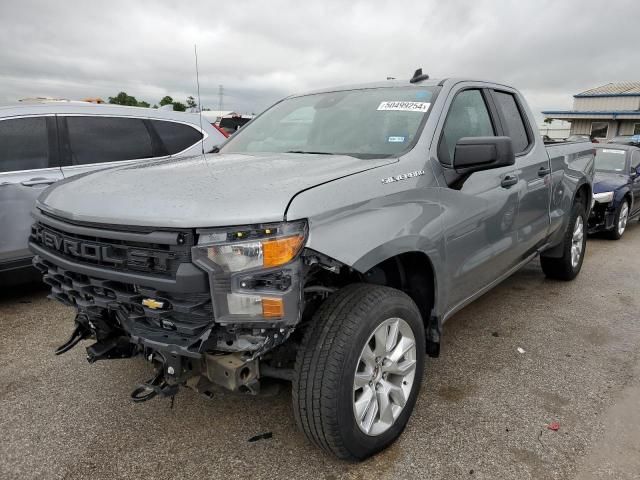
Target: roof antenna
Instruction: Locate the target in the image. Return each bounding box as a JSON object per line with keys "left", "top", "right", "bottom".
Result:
{"left": 410, "top": 68, "right": 429, "bottom": 84}
{"left": 194, "top": 44, "right": 205, "bottom": 155}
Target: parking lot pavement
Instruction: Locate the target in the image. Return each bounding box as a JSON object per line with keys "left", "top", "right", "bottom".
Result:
{"left": 1, "top": 223, "right": 639, "bottom": 480}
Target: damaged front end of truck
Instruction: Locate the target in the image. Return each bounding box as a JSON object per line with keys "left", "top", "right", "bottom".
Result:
{"left": 29, "top": 209, "right": 313, "bottom": 402}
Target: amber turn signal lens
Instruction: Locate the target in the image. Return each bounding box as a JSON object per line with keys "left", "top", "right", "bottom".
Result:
{"left": 263, "top": 235, "right": 305, "bottom": 268}
{"left": 262, "top": 297, "right": 284, "bottom": 318}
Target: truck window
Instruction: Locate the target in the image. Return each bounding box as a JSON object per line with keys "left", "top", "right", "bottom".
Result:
{"left": 492, "top": 91, "right": 530, "bottom": 153}
{"left": 66, "top": 116, "right": 153, "bottom": 165}
{"left": 438, "top": 89, "right": 495, "bottom": 165}
{"left": 0, "top": 117, "right": 49, "bottom": 173}
{"left": 220, "top": 87, "right": 439, "bottom": 158}
{"left": 151, "top": 120, "right": 202, "bottom": 155}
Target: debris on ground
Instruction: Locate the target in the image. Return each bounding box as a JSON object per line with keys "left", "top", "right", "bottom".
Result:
{"left": 248, "top": 432, "right": 273, "bottom": 442}
{"left": 492, "top": 332, "right": 499, "bottom": 337}
{"left": 547, "top": 422, "right": 560, "bottom": 431}
{"left": 517, "top": 347, "right": 526, "bottom": 354}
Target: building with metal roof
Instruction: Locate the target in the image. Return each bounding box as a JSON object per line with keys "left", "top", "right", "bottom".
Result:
{"left": 542, "top": 82, "right": 640, "bottom": 141}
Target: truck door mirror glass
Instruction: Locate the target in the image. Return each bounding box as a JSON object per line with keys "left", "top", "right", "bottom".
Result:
{"left": 452, "top": 136, "right": 515, "bottom": 173}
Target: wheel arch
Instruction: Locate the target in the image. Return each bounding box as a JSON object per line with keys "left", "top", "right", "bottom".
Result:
{"left": 353, "top": 246, "right": 442, "bottom": 357}
{"left": 574, "top": 181, "right": 592, "bottom": 213}
{"left": 543, "top": 181, "right": 592, "bottom": 258}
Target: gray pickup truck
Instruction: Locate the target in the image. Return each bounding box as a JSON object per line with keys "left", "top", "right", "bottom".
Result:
{"left": 30, "top": 70, "right": 594, "bottom": 460}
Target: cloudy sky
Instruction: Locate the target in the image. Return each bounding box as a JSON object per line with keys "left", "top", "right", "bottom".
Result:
{"left": 1, "top": 0, "right": 637, "bottom": 122}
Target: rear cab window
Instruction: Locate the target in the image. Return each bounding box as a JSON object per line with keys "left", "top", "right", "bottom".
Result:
{"left": 594, "top": 148, "right": 628, "bottom": 173}
{"left": 0, "top": 116, "right": 50, "bottom": 173}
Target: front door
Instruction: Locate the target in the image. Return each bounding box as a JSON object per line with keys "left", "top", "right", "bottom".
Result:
{"left": 0, "top": 116, "right": 63, "bottom": 265}
{"left": 434, "top": 87, "right": 521, "bottom": 308}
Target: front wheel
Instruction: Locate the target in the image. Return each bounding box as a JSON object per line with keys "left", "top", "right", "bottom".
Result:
{"left": 605, "top": 200, "right": 629, "bottom": 240}
{"left": 292, "top": 284, "right": 425, "bottom": 460}
{"left": 540, "top": 201, "right": 587, "bottom": 281}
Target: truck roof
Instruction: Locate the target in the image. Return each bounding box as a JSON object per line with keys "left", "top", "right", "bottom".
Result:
{"left": 290, "top": 77, "right": 516, "bottom": 98}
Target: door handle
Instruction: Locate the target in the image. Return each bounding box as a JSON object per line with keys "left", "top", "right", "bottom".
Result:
{"left": 501, "top": 175, "right": 518, "bottom": 188}
{"left": 538, "top": 166, "right": 551, "bottom": 177}
{"left": 20, "top": 178, "right": 57, "bottom": 187}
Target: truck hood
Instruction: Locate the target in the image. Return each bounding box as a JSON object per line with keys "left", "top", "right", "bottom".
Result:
{"left": 38, "top": 153, "right": 392, "bottom": 228}
{"left": 593, "top": 171, "right": 628, "bottom": 193}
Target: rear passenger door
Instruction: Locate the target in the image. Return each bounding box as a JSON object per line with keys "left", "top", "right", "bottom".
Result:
{"left": 0, "top": 115, "right": 63, "bottom": 264}
{"left": 59, "top": 115, "right": 167, "bottom": 178}
{"left": 488, "top": 89, "right": 551, "bottom": 257}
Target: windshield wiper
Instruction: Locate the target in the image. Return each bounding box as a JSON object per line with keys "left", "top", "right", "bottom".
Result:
{"left": 286, "top": 150, "right": 334, "bottom": 155}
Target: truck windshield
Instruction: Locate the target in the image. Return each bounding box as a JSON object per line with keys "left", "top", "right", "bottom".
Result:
{"left": 594, "top": 148, "right": 628, "bottom": 173}
{"left": 219, "top": 87, "right": 439, "bottom": 158}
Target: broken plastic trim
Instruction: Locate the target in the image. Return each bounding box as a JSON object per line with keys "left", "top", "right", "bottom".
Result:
{"left": 55, "top": 319, "right": 91, "bottom": 355}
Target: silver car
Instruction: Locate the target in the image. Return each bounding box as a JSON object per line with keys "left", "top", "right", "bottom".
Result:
{"left": 0, "top": 102, "right": 226, "bottom": 284}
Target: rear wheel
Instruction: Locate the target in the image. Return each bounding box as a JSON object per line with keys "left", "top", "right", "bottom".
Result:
{"left": 606, "top": 200, "right": 629, "bottom": 240}
{"left": 541, "top": 202, "right": 587, "bottom": 281}
{"left": 292, "top": 283, "right": 425, "bottom": 460}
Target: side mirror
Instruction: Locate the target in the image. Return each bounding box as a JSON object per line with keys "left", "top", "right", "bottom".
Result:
{"left": 452, "top": 136, "right": 515, "bottom": 173}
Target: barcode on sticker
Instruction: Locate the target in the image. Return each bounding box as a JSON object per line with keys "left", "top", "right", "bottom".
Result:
{"left": 377, "top": 101, "right": 430, "bottom": 112}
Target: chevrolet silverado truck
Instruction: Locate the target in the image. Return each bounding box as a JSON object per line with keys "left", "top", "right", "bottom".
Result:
{"left": 30, "top": 70, "right": 595, "bottom": 460}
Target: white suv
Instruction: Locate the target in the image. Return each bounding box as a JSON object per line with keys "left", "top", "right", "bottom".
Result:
{"left": 0, "top": 102, "right": 226, "bottom": 284}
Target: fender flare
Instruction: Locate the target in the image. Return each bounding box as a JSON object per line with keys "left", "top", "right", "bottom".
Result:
{"left": 542, "top": 179, "right": 592, "bottom": 258}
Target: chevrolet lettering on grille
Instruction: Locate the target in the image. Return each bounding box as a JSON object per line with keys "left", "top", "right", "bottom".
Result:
{"left": 32, "top": 225, "right": 126, "bottom": 265}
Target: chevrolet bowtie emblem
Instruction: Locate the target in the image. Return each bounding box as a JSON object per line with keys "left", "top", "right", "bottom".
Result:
{"left": 142, "top": 298, "right": 165, "bottom": 310}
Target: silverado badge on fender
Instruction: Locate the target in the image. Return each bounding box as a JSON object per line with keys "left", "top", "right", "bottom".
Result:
{"left": 381, "top": 170, "right": 425, "bottom": 184}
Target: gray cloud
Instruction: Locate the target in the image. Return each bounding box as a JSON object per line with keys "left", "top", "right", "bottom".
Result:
{"left": 1, "top": 0, "right": 638, "bottom": 121}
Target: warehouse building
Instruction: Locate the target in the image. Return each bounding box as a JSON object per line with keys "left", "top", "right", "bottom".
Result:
{"left": 542, "top": 82, "right": 640, "bottom": 141}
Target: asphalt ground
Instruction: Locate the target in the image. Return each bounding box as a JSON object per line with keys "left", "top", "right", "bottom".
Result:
{"left": 1, "top": 222, "right": 639, "bottom": 480}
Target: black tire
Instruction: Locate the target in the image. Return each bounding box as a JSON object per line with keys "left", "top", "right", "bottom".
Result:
{"left": 605, "top": 199, "right": 629, "bottom": 240}
{"left": 292, "top": 283, "right": 425, "bottom": 460}
{"left": 540, "top": 201, "right": 587, "bottom": 281}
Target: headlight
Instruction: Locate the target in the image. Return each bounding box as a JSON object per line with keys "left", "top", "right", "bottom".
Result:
{"left": 593, "top": 191, "right": 614, "bottom": 204}
{"left": 192, "top": 221, "right": 307, "bottom": 322}
{"left": 194, "top": 220, "right": 307, "bottom": 273}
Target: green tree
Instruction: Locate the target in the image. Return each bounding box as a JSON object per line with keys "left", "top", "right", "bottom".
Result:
{"left": 172, "top": 101, "right": 187, "bottom": 112}
{"left": 186, "top": 96, "right": 197, "bottom": 109}
{"left": 108, "top": 91, "right": 138, "bottom": 106}
{"left": 544, "top": 118, "right": 554, "bottom": 124}
{"left": 159, "top": 96, "right": 174, "bottom": 107}
{"left": 108, "top": 92, "right": 150, "bottom": 108}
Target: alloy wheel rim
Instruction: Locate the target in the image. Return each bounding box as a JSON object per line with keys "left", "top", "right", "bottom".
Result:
{"left": 571, "top": 215, "right": 584, "bottom": 268}
{"left": 618, "top": 203, "right": 629, "bottom": 236}
{"left": 353, "top": 317, "right": 417, "bottom": 436}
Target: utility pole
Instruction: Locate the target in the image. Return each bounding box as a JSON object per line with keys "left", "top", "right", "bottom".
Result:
{"left": 218, "top": 85, "right": 224, "bottom": 112}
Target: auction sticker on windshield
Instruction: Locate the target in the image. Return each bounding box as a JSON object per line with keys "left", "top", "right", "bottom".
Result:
{"left": 377, "top": 101, "right": 430, "bottom": 112}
